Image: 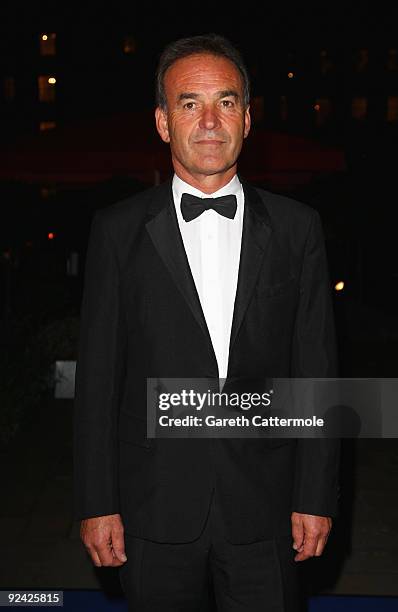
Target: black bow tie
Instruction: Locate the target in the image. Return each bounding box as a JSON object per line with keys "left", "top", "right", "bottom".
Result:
{"left": 180, "top": 193, "right": 237, "bottom": 222}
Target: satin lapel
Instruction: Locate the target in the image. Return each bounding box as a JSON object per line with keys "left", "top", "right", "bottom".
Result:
{"left": 228, "top": 181, "right": 273, "bottom": 368}
{"left": 145, "top": 180, "right": 216, "bottom": 362}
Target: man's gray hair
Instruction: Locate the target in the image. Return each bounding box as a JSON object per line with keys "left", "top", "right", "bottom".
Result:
{"left": 155, "top": 33, "right": 250, "bottom": 110}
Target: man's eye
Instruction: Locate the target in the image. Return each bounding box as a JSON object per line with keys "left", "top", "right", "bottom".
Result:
{"left": 183, "top": 102, "right": 196, "bottom": 110}
{"left": 221, "top": 100, "right": 234, "bottom": 108}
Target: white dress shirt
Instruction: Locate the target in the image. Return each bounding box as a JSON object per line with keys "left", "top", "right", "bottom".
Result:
{"left": 172, "top": 173, "right": 244, "bottom": 384}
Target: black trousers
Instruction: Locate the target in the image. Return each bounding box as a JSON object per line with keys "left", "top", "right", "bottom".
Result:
{"left": 118, "top": 489, "right": 299, "bottom": 611}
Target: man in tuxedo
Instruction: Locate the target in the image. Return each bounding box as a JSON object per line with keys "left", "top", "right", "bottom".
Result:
{"left": 74, "top": 33, "right": 340, "bottom": 611}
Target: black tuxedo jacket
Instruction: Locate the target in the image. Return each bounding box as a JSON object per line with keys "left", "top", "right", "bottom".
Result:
{"left": 73, "top": 178, "right": 340, "bottom": 544}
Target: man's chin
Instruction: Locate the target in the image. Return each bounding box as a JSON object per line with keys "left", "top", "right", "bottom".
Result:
{"left": 192, "top": 160, "right": 236, "bottom": 176}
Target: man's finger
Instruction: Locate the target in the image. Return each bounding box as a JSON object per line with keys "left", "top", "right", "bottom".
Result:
{"left": 291, "top": 516, "right": 304, "bottom": 551}
{"left": 94, "top": 541, "right": 117, "bottom": 567}
{"left": 111, "top": 535, "right": 128, "bottom": 563}
{"left": 110, "top": 552, "right": 125, "bottom": 567}
{"left": 86, "top": 546, "right": 102, "bottom": 568}
{"left": 294, "top": 533, "right": 319, "bottom": 562}
{"left": 109, "top": 544, "right": 126, "bottom": 566}
{"left": 314, "top": 534, "right": 328, "bottom": 557}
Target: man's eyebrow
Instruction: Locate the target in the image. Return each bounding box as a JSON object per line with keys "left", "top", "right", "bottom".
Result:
{"left": 217, "top": 89, "right": 240, "bottom": 100}
{"left": 177, "top": 92, "right": 200, "bottom": 102}
{"left": 176, "top": 90, "right": 241, "bottom": 102}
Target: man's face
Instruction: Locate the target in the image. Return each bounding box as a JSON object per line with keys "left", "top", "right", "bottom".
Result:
{"left": 155, "top": 53, "right": 251, "bottom": 181}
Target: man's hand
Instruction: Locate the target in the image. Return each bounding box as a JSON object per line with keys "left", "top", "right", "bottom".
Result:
{"left": 80, "top": 513, "right": 127, "bottom": 567}
{"left": 291, "top": 512, "right": 332, "bottom": 562}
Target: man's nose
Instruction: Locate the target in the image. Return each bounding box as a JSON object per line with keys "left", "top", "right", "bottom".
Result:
{"left": 199, "top": 105, "right": 221, "bottom": 130}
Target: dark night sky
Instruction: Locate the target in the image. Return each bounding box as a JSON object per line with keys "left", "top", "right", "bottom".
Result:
{"left": 1, "top": 3, "right": 398, "bottom": 50}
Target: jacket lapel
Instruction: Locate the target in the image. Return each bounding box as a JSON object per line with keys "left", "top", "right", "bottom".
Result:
{"left": 227, "top": 180, "right": 273, "bottom": 369}
{"left": 145, "top": 180, "right": 217, "bottom": 363}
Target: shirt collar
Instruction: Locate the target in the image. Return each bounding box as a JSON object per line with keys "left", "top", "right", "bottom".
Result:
{"left": 172, "top": 173, "right": 242, "bottom": 205}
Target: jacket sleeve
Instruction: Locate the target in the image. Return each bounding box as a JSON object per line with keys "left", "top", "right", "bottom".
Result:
{"left": 291, "top": 209, "right": 341, "bottom": 517}
{"left": 73, "top": 210, "right": 127, "bottom": 520}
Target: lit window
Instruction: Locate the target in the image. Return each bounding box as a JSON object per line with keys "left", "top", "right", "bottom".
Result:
{"left": 387, "top": 48, "right": 398, "bottom": 72}
{"left": 314, "top": 98, "right": 332, "bottom": 126}
{"left": 352, "top": 97, "right": 368, "bottom": 120}
{"left": 40, "top": 33, "right": 56, "bottom": 56}
{"left": 123, "top": 36, "right": 136, "bottom": 54}
{"left": 280, "top": 95, "right": 288, "bottom": 121}
{"left": 4, "top": 77, "right": 16, "bottom": 101}
{"left": 387, "top": 96, "right": 398, "bottom": 122}
{"left": 39, "top": 121, "right": 57, "bottom": 131}
{"left": 354, "top": 49, "right": 368, "bottom": 73}
{"left": 38, "top": 76, "right": 56, "bottom": 102}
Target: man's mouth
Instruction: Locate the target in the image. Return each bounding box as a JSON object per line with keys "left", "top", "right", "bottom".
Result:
{"left": 194, "top": 140, "right": 225, "bottom": 145}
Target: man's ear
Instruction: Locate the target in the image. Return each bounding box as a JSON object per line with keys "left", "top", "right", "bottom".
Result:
{"left": 155, "top": 106, "right": 170, "bottom": 143}
{"left": 243, "top": 105, "right": 251, "bottom": 139}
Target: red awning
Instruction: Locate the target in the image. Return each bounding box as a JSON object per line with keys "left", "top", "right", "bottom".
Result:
{"left": 0, "top": 111, "right": 345, "bottom": 188}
